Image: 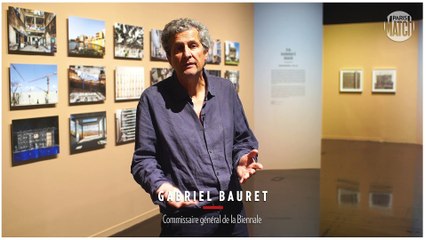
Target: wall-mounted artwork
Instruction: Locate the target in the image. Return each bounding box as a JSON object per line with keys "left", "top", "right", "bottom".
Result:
{"left": 206, "top": 69, "right": 221, "bottom": 78}
{"left": 68, "top": 16, "right": 105, "bottom": 58}
{"left": 150, "top": 68, "right": 173, "bottom": 85}
{"left": 339, "top": 69, "right": 363, "bottom": 93}
{"left": 114, "top": 23, "right": 144, "bottom": 59}
{"left": 207, "top": 39, "right": 221, "bottom": 64}
{"left": 7, "top": 6, "right": 57, "bottom": 55}
{"left": 12, "top": 116, "right": 59, "bottom": 165}
{"left": 150, "top": 29, "right": 167, "bottom": 61}
{"left": 225, "top": 41, "right": 240, "bottom": 65}
{"left": 70, "top": 111, "right": 106, "bottom": 153}
{"left": 10, "top": 63, "right": 58, "bottom": 108}
{"left": 225, "top": 70, "right": 239, "bottom": 92}
{"left": 115, "top": 108, "right": 136, "bottom": 144}
{"left": 68, "top": 65, "right": 106, "bottom": 104}
{"left": 372, "top": 69, "right": 396, "bottom": 93}
{"left": 115, "top": 66, "right": 144, "bottom": 101}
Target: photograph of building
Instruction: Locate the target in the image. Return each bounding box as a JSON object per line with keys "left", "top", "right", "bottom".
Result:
{"left": 68, "top": 65, "right": 106, "bottom": 104}
{"left": 68, "top": 16, "right": 105, "bottom": 58}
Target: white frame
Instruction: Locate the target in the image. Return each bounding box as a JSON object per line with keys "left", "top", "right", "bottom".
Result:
{"left": 372, "top": 69, "right": 397, "bottom": 93}
{"left": 339, "top": 69, "right": 363, "bottom": 93}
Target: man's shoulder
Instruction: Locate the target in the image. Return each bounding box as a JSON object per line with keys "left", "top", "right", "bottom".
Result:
{"left": 207, "top": 75, "right": 234, "bottom": 91}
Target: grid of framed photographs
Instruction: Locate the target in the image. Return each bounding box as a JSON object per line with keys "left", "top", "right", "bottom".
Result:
{"left": 7, "top": 5, "right": 243, "bottom": 165}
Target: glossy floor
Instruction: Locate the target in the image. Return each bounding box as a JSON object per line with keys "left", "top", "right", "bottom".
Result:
{"left": 113, "top": 139, "right": 422, "bottom": 237}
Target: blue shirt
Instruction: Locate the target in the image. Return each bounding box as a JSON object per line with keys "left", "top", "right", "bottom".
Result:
{"left": 131, "top": 70, "right": 258, "bottom": 213}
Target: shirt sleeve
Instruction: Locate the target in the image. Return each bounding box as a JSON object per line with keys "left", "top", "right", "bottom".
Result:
{"left": 231, "top": 88, "right": 259, "bottom": 169}
{"left": 131, "top": 92, "right": 170, "bottom": 207}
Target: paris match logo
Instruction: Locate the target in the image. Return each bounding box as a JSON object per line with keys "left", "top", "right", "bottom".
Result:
{"left": 384, "top": 11, "right": 415, "bottom": 42}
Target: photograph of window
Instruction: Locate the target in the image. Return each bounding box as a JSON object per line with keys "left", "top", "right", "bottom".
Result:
{"left": 68, "top": 65, "right": 106, "bottom": 104}
{"left": 70, "top": 111, "right": 107, "bottom": 153}
{"left": 224, "top": 40, "right": 240, "bottom": 65}
{"left": 339, "top": 69, "right": 363, "bottom": 93}
{"left": 115, "top": 108, "right": 136, "bottom": 144}
{"left": 114, "top": 23, "right": 144, "bottom": 59}
{"left": 150, "top": 67, "right": 173, "bottom": 85}
{"left": 372, "top": 69, "right": 396, "bottom": 93}
{"left": 68, "top": 16, "right": 105, "bottom": 58}
{"left": 224, "top": 70, "right": 239, "bottom": 92}
{"left": 115, "top": 66, "right": 144, "bottom": 101}
{"left": 10, "top": 63, "right": 58, "bottom": 108}
{"left": 8, "top": 6, "right": 57, "bottom": 55}
{"left": 150, "top": 29, "right": 167, "bottom": 61}
{"left": 12, "top": 116, "right": 59, "bottom": 165}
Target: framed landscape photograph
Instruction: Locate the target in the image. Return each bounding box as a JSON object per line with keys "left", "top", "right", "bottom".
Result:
{"left": 114, "top": 23, "right": 144, "bottom": 59}
{"left": 12, "top": 116, "right": 59, "bottom": 165}
{"left": 150, "top": 29, "right": 167, "bottom": 61}
{"left": 224, "top": 41, "right": 240, "bottom": 65}
{"left": 70, "top": 111, "right": 106, "bottom": 153}
{"left": 115, "top": 66, "right": 144, "bottom": 101}
{"left": 8, "top": 6, "right": 57, "bottom": 55}
{"left": 207, "top": 39, "right": 221, "bottom": 64}
{"left": 340, "top": 69, "right": 363, "bottom": 93}
{"left": 225, "top": 70, "right": 240, "bottom": 92}
{"left": 68, "top": 65, "right": 106, "bottom": 104}
{"left": 68, "top": 16, "right": 105, "bottom": 58}
{"left": 150, "top": 67, "right": 173, "bottom": 85}
{"left": 10, "top": 63, "right": 58, "bottom": 108}
{"left": 115, "top": 108, "right": 136, "bottom": 144}
{"left": 372, "top": 69, "right": 396, "bottom": 93}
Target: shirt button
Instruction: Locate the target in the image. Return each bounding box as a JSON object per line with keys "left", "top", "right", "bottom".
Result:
{"left": 216, "top": 172, "right": 220, "bottom": 176}
{"left": 209, "top": 150, "right": 213, "bottom": 154}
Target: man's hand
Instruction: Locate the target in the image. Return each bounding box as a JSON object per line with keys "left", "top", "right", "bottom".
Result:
{"left": 156, "top": 182, "right": 198, "bottom": 208}
{"left": 237, "top": 149, "right": 263, "bottom": 184}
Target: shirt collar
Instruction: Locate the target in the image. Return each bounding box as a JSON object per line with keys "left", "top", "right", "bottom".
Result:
{"left": 170, "top": 69, "right": 216, "bottom": 101}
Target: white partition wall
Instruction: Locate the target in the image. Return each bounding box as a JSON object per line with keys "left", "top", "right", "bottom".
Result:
{"left": 254, "top": 3, "right": 323, "bottom": 169}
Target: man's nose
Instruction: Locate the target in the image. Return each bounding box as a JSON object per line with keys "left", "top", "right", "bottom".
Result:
{"left": 183, "top": 46, "right": 191, "bottom": 57}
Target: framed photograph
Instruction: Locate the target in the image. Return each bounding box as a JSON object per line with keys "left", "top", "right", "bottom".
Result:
{"left": 224, "top": 70, "right": 239, "bottom": 92}
{"left": 114, "top": 23, "right": 144, "bottom": 59}
{"left": 372, "top": 69, "right": 396, "bottom": 93}
{"left": 68, "top": 16, "right": 105, "bottom": 58}
{"left": 150, "top": 29, "right": 167, "bottom": 61}
{"left": 224, "top": 41, "right": 240, "bottom": 65}
{"left": 70, "top": 111, "right": 106, "bottom": 153}
{"left": 68, "top": 65, "right": 106, "bottom": 104}
{"left": 207, "top": 39, "right": 221, "bottom": 64}
{"left": 206, "top": 69, "right": 221, "bottom": 77}
{"left": 115, "top": 66, "right": 144, "bottom": 101}
{"left": 150, "top": 68, "right": 173, "bottom": 85}
{"left": 10, "top": 63, "right": 58, "bottom": 108}
{"left": 339, "top": 69, "right": 363, "bottom": 92}
{"left": 115, "top": 108, "right": 136, "bottom": 144}
{"left": 7, "top": 6, "right": 57, "bottom": 55}
{"left": 12, "top": 116, "right": 59, "bottom": 165}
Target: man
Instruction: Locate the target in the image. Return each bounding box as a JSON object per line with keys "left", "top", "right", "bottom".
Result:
{"left": 131, "top": 18, "right": 263, "bottom": 236}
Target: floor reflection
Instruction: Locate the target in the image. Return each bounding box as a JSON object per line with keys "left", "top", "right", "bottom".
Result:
{"left": 320, "top": 139, "right": 422, "bottom": 236}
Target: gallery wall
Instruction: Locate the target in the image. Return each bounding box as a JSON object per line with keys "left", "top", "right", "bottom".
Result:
{"left": 254, "top": 3, "right": 323, "bottom": 169}
{"left": 322, "top": 21, "right": 422, "bottom": 144}
{"left": 2, "top": 3, "right": 255, "bottom": 236}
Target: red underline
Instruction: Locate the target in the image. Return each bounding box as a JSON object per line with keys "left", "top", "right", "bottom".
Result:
{"left": 202, "top": 205, "right": 224, "bottom": 210}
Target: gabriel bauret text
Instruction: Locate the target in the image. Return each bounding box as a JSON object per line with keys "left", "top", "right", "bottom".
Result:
{"left": 158, "top": 190, "right": 268, "bottom": 202}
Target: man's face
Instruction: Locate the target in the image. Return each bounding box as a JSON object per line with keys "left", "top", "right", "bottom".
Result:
{"left": 167, "top": 28, "right": 208, "bottom": 78}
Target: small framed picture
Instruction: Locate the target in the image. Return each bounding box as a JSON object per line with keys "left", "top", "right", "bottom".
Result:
{"left": 224, "top": 70, "right": 239, "bottom": 92}
{"left": 224, "top": 41, "right": 240, "bottom": 65}
{"left": 150, "top": 29, "right": 167, "bottom": 61}
{"left": 115, "top": 108, "right": 136, "bottom": 144}
{"left": 68, "top": 65, "right": 106, "bottom": 104}
{"left": 150, "top": 68, "right": 173, "bottom": 85}
{"left": 70, "top": 111, "right": 107, "bottom": 153}
{"left": 115, "top": 66, "right": 144, "bottom": 101}
{"left": 372, "top": 69, "right": 396, "bottom": 93}
{"left": 114, "top": 23, "right": 144, "bottom": 59}
{"left": 12, "top": 116, "right": 60, "bottom": 165}
{"left": 68, "top": 16, "right": 105, "bottom": 58}
{"left": 340, "top": 69, "right": 363, "bottom": 93}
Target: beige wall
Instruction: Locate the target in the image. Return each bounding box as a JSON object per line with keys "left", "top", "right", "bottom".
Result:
{"left": 2, "top": 3, "right": 254, "bottom": 236}
{"left": 323, "top": 22, "right": 421, "bottom": 144}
